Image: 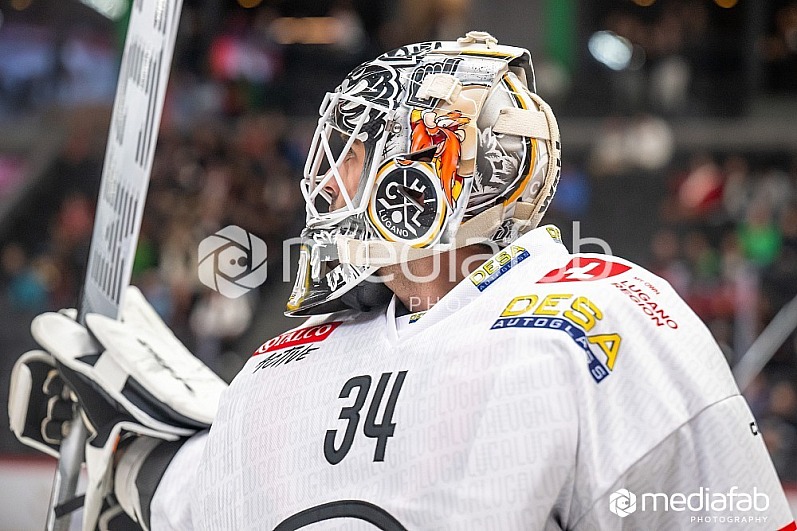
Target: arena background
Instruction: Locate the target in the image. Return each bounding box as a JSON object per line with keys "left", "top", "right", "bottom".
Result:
{"left": 0, "top": 0, "right": 796, "bottom": 527}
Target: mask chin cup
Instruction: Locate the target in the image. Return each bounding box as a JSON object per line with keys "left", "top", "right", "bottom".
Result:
{"left": 286, "top": 297, "right": 348, "bottom": 317}
{"left": 285, "top": 233, "right": 390, "bottom": 316}
{"left": 285, "top": 274, "right": 393, "bottom": 316}
{"left": 340, "top": 278, "right": 394, "bottom": 313}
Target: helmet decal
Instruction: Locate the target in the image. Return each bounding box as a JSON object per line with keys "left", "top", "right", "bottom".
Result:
{"left": 335, "top": 63, "right": 401, "bottom": 141}
{"left": 368, "top": 161, "right": 446, "bottom": 246}
{"left": 404, "top": 58, "right": 462, "bottom": 109}
{"left": 472, "top": 126, "right": 521, "bottom": 199}
{"left": 406, "top": 108, "right": 470, "bottom": 208}
{"left": 379, "top": 41, "right": 443, "bottom": 65}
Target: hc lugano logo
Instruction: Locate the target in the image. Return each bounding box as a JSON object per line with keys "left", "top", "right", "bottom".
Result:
{"left": 369, "top": 161, "right": 445, "bottom": 246}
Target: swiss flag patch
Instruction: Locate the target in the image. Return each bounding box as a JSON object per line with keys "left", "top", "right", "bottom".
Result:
{"left": 538, "top": 257, "right": 631, "bottom": 283}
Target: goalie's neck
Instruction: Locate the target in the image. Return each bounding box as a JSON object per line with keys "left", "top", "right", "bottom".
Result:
{"left": 378, "top": 244, "right": 493, "bottom": 313}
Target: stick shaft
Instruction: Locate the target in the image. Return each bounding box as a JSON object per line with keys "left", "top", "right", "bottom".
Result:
{"left": 46, "top": 1, "right": 184, "bottom": 528}
{"left": 46, "top": 421, "right": 88, "bottom": 531}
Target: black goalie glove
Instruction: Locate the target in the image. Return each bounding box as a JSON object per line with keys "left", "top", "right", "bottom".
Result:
{"left": 9, "top": 350, "right": 75, "bottom": 459}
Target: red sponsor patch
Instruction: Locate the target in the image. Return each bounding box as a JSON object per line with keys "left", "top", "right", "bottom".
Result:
{"left": 253, "top": 322, "right": 342, "bottom": 356}
{"left": 538, "top": 257, "right": 631, "bottom": 283}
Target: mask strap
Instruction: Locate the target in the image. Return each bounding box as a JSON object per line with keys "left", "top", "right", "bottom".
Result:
{"left": 337, "top": 202, "right": 518, "bottom": 267}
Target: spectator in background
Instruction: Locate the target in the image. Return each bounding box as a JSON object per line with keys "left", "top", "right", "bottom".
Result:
{"left": 648, "top": 228, "right": 690, "bottom": 295}
{"left": 2, "top": 244, "right": 49, "bottom": 312}
{"left": 761, "top": 1, "right": 797, "bottom": 92}
{"left": 762, "top": 202, "right": 797, "bottom": 315}
{"left": 739, "top": 198, "right": 782, "bottom": 268}
{"left": 676, "top": 153, "right": 724, "bottom": 220}
{"left": 683, "top": 230, "right": 720, "bottom": 284}
{"left": 779, "top": 202, "right": 797, "bottom": 260}
{"left": 722, "top": 154, "right": 753, "bottom": 223}
{"left": 760, "top": 378, "right": 797, "bottom": 482}
{"left": 757, "top": 166, "right": 794, "bottom": 218}
{"left": 719, "top": 230, "right": 747, "bottom": 284}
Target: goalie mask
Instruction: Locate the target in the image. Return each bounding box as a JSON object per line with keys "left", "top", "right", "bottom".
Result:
{"left": 287, "top": 31, "right": 561, "bottom": 316}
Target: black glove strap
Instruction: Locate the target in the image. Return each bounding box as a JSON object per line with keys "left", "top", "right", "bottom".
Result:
{"left": 135, "top": 438, "right": 188, "bottom": 528}
{"left": 54, "top": 494, "right": 85, "bottom": 518}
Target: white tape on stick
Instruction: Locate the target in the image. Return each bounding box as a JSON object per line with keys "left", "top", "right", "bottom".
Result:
{"left": 79, "top": 0, "right": 183, "bottom": 323}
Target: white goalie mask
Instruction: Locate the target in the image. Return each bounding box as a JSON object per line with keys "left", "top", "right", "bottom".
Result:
{"left": 287, "top": 31, "right": 561, "bottom": 316}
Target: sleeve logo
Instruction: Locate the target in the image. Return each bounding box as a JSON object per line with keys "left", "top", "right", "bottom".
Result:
{"left": 491, "top": 293, "right": 622, "bottom": 383}
{"left": 253, "top": 322, "right": 342, "bottom": 355}
{"left": 469, "top": 245, "right": 530, "bottom": 291}
{"left": 538, "top": 257, "right": 631, "bottom": 283}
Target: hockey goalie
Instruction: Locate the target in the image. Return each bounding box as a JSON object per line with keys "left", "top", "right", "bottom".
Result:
{"left": 9, "top": 32, "right": 796, "bottom": 530}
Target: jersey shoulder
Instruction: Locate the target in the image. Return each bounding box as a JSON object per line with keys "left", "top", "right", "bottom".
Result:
{"left": 249, "top": 308, "right": 366, "bottom": 357}
{"left": 481, "top": 241, "right": 691, "bottom": 334}
{"left": 477, "top": 241, "right": 738, "bottom": 396}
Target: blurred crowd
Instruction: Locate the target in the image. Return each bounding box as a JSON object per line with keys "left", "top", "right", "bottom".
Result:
{"left": 600, "top": 0, "right": 739, "bottom": 116}
{"left": 647, "top": 153, "right": 797, "bottom": 481}
{"left": 590, "top": 0, "right": 797, "bottom": 118}
{"left": 0, "top": 104, "right": 306, "bottom": 377}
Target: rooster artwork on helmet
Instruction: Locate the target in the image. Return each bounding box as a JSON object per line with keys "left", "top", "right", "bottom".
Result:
{"left": 403, "top": 108, "right": 470, "bottom": 208}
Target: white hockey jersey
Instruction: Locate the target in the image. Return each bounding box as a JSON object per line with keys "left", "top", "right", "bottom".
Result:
{"left": 151, "top": 226, "right": 795, "bottom": 530}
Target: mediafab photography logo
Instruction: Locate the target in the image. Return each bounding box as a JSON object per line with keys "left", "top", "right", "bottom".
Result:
{"left": 608, "top": 486, "right": 771, "bottom": 525}
{"left": 198, "top": 225, "right": 267, "bottom": 298}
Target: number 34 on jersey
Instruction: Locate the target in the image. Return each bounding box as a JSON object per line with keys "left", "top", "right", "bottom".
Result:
{"left": 325, "top": 371, "right": 408, "bottom": 465}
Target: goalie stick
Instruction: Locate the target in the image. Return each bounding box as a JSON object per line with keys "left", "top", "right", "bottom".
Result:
{"left": 47, "top": 1, "right": 183, "bottom": 529}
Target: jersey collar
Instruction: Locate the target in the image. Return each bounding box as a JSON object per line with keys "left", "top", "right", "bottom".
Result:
{"left": 385, "top": 224, "right": 569, "bottom": 342}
